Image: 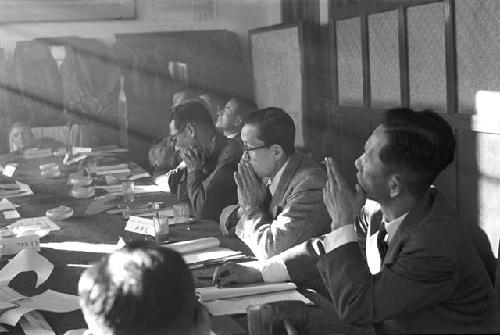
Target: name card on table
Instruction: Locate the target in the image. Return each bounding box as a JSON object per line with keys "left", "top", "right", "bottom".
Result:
{"left": 0, "top": 235, "right": 40, "bottom": 255}
{"left": 125, "top": 216, "right": 155, "bottom": 237}
{"left": 23, "top": 148, "right": 52, "bottom": 160}
{"left": 2, "top": 164, "right": 17, "bottom": 178}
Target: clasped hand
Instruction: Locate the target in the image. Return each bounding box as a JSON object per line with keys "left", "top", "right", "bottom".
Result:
{"left": 234, "top": 161, "right": 267, "bottom": 213}
{"left": 181, "top": 145, "right": 206, "bottom": 171}
{"left": 323, "top": 157, "right": 366, "bottom": 231}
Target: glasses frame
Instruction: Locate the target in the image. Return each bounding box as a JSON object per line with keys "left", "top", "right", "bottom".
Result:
{"left": 241, "top": 142, "right": 270, "bottom": 158}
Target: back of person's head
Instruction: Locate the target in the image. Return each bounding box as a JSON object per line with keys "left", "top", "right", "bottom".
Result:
{"left": 170, "top": 100, "right": 215, "bottom": 132}
{"left": 78, "top": 242, "right": 200, "bottom": 335}
{"left": 229, "top": 98, "right": 258, "bottom": 121}
{"left": 172, "top": 89, "right": 203, "bottom": 107}
{"left": 245, "top": 107, "right": 295, "bottom": 155}
{"left": 380, "top": 108, "right": 456, "bottom": 197}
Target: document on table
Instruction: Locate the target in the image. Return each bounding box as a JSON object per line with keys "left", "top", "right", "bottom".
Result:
{"left": 0, "top": 290, "right": 80, "bottom": 326}
{"left": 196, "top": 282, "right": 297, "bottom": 302}
{"left": 8, "top": 217, "right": 60, "bottom": 236}
{"left": 165, "top": 237, "right": 220, "bottom": 254}
{"left": 0, "top": 249, "right": 53, "bottom": 288}
{"left": 0, "top": 198, "right": 18, "bottom": 211}
{"left": 202, "top": 289, "right": 313, "bottom": 316}
{"left": 0, "top": 182, "right": 33, "bottom": 198}
{"left": 19, "top": 311, "right": 55, "bottom": 335}
{"left": 95, "top": 184, "right": 166, "bottom": 194}
{"left": 183, "top": 248, "right": 242, "bottom": 265}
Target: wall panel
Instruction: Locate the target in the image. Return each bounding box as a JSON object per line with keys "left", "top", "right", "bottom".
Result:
{"left": 337, "top": 18, "right": 363, "bottom": 106}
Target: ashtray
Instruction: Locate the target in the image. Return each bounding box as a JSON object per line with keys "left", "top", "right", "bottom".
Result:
{"left": 41, "top": 169, "right": 61, "bottom": 178}
{"left": 71, "top": 186, "right": 95, "bottom": 198}
{"left": 69, "top": 175, "right": 93, "bottom": 186}
{"left": 46, "top": 205, "right": 74, "bottom": 220}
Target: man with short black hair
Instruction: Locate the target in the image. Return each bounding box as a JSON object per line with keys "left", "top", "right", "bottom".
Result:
{"left": 215, "top": 98, "right": 257, "bottom": 139}
{"left": 155, "top": 100, "right": 241, "bottom": 221}
{"left": 79, "top": 243, "right": 211, "bottom": 335}
{"left": 214, "top": 108, "right": 498, "bottom": 333}
{"left": 221, "top": 107, "right": 330, "bottom": 260}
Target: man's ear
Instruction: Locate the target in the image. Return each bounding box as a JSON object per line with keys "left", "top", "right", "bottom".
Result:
{"left": 387, "top": 174, "right": 402, "bottom": 198}
{"left": 233, "top": 115, "right": 243, "bottom": 128}
{"left": 270, "top": 144, "right": 285, "bottom": 160}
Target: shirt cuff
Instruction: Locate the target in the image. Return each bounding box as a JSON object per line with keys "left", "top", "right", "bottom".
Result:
{"left": 255, "top": 255, "right": 291, "bottom": 283}
{"left": 154, "top": 174, "right": 170, "bottom": 191}
{"left": 323, "top": 224, "right": 357, "bottom": 253}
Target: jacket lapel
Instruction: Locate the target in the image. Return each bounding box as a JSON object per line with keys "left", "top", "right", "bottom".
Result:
{"left": 382, "top": 190, "right": 434, "bottom": 265}
{"left": 269, "top": 152, "right": 304, "bottom": 216}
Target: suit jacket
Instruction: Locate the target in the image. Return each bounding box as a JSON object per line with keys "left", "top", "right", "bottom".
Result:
{"left": 281, "top": 188, "right": 498, "bottom": 333}
{"left": 227, "top": 152, "right": 330, "bottom": 260}
{"left": 168, "top": 133, "right": 241, "bottom": 221}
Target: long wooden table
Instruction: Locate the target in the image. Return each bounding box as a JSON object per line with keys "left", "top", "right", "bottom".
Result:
{"left": 0, "top": 152, "right": 370, "bottom": 335}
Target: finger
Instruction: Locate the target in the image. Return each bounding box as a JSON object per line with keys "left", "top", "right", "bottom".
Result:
{"left": 329, "top": 158, "right": 346, "bottom": 191}
{"left": 325, "top": 157, "right": 337, "bottom": 189}
{"left": 212, "top": 265, "right": 229, "bottom": 286}
{"left": 238, "top": 163, "right": 250, "bottom": 191}
{"left": 244, "top": 162, "right": 260, "bottom": 186}
{"left": 354, "top": 184, "right": 367, "bottom": 209}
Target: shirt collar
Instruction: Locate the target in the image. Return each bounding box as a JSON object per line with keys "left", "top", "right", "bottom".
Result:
{"left": 383, "top": 212, "right": 408, "bottom": 243}
{"left": 267, "top": 159, "right": 289, "bottom": 195}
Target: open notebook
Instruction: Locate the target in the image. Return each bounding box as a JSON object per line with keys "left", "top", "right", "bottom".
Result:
{"left": 196, "top": 282, "right": 312, "bottom": 316}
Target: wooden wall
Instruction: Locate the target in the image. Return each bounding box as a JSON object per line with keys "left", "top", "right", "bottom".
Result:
{"left": 324, "top": 0, "right": 500, "bottom": 276}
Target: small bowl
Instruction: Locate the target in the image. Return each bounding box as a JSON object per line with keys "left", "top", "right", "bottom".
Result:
{"left": 46, "top": 205, "right": 74, "bottom": 220}
{"left": 70, "top": 175, "right": 93, "bottom": 186}
{"left": 41, "top": 169, "right": 61, "bottom": 178}
{"left": 71, "top": 186, "right": 95, "bottom": 198}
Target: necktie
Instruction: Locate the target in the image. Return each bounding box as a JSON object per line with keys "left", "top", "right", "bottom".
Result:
{"left": 377, "top": 223, "right": 388, "bottom": 265}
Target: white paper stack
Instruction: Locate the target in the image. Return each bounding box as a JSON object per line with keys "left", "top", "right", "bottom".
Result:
{"left": 196, "top": 282, "right": 312, "bottom": 316}
{"left": 0, "top": 249, "right": 80, "bottom": 329}
{"left": 0, "top": 182, "right": 33, "bottom": 199}
{"left": 162, "top": 238, "right": 242, "bottom": 265}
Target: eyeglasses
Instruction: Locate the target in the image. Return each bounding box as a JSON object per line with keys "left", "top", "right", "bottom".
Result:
{"left": 169, "top": 124, "right": 187, "bottom": 146}
{"left": 241, "top": 142, "right": 269, "bottom": 157}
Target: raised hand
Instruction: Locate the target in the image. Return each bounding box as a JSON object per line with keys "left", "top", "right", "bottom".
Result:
{"left": 234, "top": 161, "right": 267, "bottom": 212}
{"left": 323, "top": 157, "right": 366, "bottom": 231}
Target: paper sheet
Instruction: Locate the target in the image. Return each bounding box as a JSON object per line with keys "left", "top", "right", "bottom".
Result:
{"left": 41, "top": 241, "right": 122, "bottom": 254}
{"left": 0, "top": 182, "right": 33, "bottom": 198}
{"left": 183, "top": 248, "right": 241, "bottom": 265}
{"left": 19, "top": 311, "right": 55, "bottom": 335}
{"left": 0, "top": 290, "right": 80, "bottom": 326}
{"left": 0, "top": 198, "right": 16, "bottom": 211}
{"left": 63, "top": 329, "right": 86, "bottom": 335}
{"left": 165, "top": 237, "right": 220, "bottom": 254}
{"left": 0, "top": 287, "right": 26, "bottom": 303}
{"left": 3, "top": 210, "right": 20, "bottom": 220}
{"left": 95, "top": 184, "right": 166, "bottom": 194}
{"left": 8, "top": 217, "right": 60, "bottom": 234}
{"left": 202, "top": 289, "right": 312, "bottom": 316}
{"left": 196, "top": 282, "right": 297, "bottom": 302}
{"left": 0, "top": 249, "right": 53, "bottom": 288}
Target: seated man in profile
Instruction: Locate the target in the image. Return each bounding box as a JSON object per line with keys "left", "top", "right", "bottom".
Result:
{"left": 148, "top": 89, "right": 201, "bottom": 175}
{"left": 213, "top": 108, "right": 498, "bottom": 333}
{"left": 9, "top": 121, "right": 62, "bottom": 153}
{"left": 79, "top": 243, "right": 212, "bottom": 335}
{"left": 198, "top": 92, "right": 228, "bottom": 123}
{"left": 215, "top": 98, "right": 257, "bottom": 140}
{"left": 220, "top": 107, "right": 330, "bottom": 260}
{"left": 155, "top": 100, "right": 242, "bottom": 221}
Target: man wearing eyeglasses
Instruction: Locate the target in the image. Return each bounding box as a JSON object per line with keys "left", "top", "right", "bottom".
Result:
{"left": 220, "top": 107, "right": 330, "bottom": 260}
{"left": 155, "top": 100, "right": 242, "bottom": 221}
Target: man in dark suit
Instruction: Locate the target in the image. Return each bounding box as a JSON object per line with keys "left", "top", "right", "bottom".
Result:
{"left": 155, "top": 100, "right": 241, "bottom": 221}
{"left": 214, "top": 108, "right": 498, "bottom": 333}
{"left": 220, "top": 107, "right": 330, "bottom": 260}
